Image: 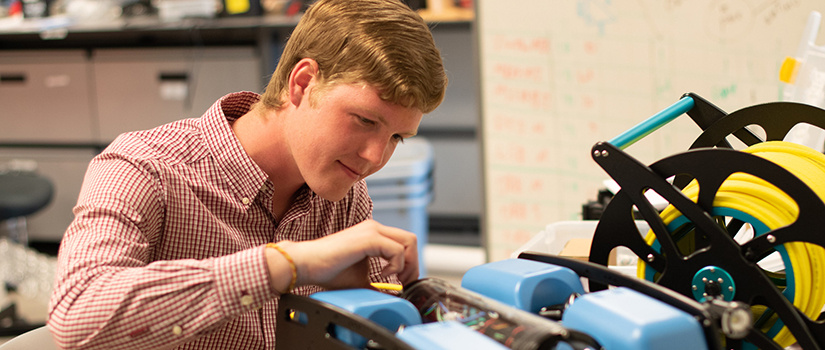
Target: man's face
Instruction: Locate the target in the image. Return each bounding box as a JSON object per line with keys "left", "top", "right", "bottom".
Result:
{"left": 285, "top": 82, "right": 423, "bottom": 201}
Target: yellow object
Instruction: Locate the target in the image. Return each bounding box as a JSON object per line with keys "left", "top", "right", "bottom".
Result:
{"left": 637, "top": 141, "right": 825, "bottom": 347}
{"left": 267, "top": 243, "right": 297, "bottom": 294}
{"left": 779, "top": 57, "right": 800, "bottom": 84}
{"left": 371, "top": 283, "right": 403, "bottom": 292}
{"left": 225, "top": 0, "right": 250, "bottom": 14}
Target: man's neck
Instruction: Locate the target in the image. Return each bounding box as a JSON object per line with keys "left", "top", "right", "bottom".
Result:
{"left": 232, "top": 103, "right": 306, "bottom": 218}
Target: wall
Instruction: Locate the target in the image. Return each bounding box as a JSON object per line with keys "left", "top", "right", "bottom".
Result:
{"left": 478, "top": 1, "right": 825, "bottom": 261}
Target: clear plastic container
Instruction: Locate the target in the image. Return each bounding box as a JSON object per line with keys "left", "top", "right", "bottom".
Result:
{"left": 780, "top": 11, "right": 825, "bottom": 152}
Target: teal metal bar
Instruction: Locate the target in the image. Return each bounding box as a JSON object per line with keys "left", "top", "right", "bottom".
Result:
{"left": 609, "top": 96, "right": 696, "bottom": 150}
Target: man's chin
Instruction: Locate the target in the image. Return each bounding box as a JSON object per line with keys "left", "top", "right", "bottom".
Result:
{"left": 311, "top": 185, "right": 351, "bottom": 202}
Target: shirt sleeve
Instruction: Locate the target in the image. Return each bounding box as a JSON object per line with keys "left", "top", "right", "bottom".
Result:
{"left": 47, "top": 153, "right": 277, "bottom": 350}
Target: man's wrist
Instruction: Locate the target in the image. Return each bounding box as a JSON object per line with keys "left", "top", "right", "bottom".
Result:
{"left": 264, "top": 242, "right": 298, "bottom": 294}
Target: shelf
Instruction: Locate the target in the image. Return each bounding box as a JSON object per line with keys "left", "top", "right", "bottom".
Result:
{"left": 0, "top": 14, "right": 302, "bottom": 49}
{"left": 0, "top": 14, "right": 301, "bottom": 35}
{"left": 418, "top": 8, "right": 474, "bottom": 23}
{"left": 0, "top": 12, "right": 471, "bottom": 50}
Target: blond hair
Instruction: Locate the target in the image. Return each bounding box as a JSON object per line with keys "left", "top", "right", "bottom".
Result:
{"left": 260, "top": 0, "right": 447, "bottom": 113}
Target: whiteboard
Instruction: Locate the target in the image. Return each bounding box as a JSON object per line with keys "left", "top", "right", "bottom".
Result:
{"left": 478, "top": 0, "right": 825, "bottom": 261}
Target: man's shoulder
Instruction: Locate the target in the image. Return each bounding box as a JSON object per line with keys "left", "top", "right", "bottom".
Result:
{"left": 104, "top": 118, "right": 207, "bottom": 165}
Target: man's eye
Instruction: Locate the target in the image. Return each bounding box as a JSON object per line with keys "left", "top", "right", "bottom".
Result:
{"left": 359, "top": 116, "right": 375, "bottom": 125}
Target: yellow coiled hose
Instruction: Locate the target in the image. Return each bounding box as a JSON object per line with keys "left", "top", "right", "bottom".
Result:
{"left": 637, "top": 141, "right": 825, "bottom": 347}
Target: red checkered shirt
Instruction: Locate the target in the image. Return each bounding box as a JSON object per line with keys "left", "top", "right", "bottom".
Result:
{"left": 48, "top": 92, "right": 397, "bottom": 349}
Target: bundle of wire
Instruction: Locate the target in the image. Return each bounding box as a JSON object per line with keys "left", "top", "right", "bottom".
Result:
{"left": 636, "top": 140, "right": 825, "bottom": 348}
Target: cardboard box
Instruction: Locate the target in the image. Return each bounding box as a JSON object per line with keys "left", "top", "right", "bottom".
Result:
{"left": 513, "top": 220, "right": 648, "bottom": 269}
{"left": 559, "top": 237, "right": 617, "bottom": 266}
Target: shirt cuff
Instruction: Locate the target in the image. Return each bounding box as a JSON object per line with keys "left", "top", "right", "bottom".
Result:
{"left": 213, "top": 246, "right": 277, "bottom": 317}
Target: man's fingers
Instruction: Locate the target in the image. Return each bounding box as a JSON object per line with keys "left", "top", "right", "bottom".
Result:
{"left": 288, "top": 220, "right": 421, "bottom": 288}
{"left": 374, "top": 223, "right": 418, "bottom": 248}
{"left": 371, "top": 234, "right": 406, "bottom": 276}
{"left": 371, "top": 222, "right": 419, "bottom": 284}
{"left": 396, "top": 262, "right": 418, "bottom": 285}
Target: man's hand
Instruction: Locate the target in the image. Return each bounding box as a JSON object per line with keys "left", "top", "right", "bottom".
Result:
{"left": 265, "top": 220, "right": 418, "bottom": 292}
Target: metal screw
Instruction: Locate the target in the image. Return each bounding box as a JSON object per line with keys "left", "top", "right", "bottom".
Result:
{"left": 702, "top": 277, "right": 708, "bottom": 283}
{"left": 718, "top": 278, "right": 724, "bottom": 284}
{"left": 601, "top": 150, "right": 609, "bottom": 157}
{"left": 593, "top": 150, "right": 601, "bottom": 157}
{"left": 766, "top": 235, "right": 776, "bottom": 243}
{"left": 647, "top": 254, "right": 655, "bottom": 262}
{"left": 709, "top": 267, "right": 715, "bottom": 273}
{"left": 692, "top": 285, "right": 698, "bottom": 290}
{"left": 729, "top": 286, "right": 734, "bottom": 292}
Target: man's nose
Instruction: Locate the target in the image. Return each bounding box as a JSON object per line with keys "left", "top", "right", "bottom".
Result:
{"left": 360, "top": 137, "right": 392, "bottom": 167}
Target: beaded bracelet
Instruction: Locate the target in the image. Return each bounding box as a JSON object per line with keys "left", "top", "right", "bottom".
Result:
{"left": 266, "top": 243, "right": 297, "bottom": 294}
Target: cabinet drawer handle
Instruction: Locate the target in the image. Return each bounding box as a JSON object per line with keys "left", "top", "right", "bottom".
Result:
{"left": 0, "top": 74, "right": 26, "bottom": 83}
{"left": 158, "top": 73, "right": 188, "bottom": 82}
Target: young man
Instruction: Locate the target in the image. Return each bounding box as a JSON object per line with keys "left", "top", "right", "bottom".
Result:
{"left": 47, "top": 0, "right": 447, "bottom": 348}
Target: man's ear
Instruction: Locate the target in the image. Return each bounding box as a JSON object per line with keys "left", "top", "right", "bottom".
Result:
{"left": 287, "top": 58, "right": 319, "bottom": 108}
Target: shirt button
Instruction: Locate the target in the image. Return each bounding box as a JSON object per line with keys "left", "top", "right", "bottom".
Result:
{"left": 172, "top": 325, "right": 183, "bottom": 335}
{"left": 242, "top": 197, "right": 250, "bottom": 205}
{"left": 241, "top": 294, "right": 254, "bottom": 306}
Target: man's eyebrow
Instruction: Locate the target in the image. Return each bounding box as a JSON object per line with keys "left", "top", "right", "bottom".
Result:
{"left": 374, "top": 114, "right": 418, "bottom": 137}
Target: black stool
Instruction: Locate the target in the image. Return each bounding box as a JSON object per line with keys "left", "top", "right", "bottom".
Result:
{"left": 0, "top": 171, "right": 54, "bottom": 246}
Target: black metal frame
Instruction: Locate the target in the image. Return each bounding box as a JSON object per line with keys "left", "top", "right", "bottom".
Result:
{"left": 586, "top": 93, "right": 825, "bottom": 350}
{"left": 275, "top": 293, "right": 416, "bottom": 350}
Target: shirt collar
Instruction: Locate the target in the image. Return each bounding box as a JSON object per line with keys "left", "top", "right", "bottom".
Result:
{"left": 201, "top": 92, "right": 269, "bottom": 207}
